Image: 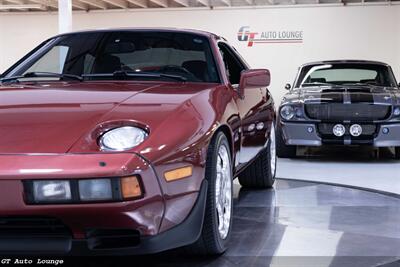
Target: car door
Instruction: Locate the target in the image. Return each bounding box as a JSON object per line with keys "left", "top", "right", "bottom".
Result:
{"left": 218, "top": 43, "right": 268, "bottom": 168}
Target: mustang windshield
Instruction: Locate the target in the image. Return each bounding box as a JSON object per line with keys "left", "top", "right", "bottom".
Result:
{"left": 3, "top": 31, "right": 220, "bottom": 83}
{"left": 296, "top": 63, "right": 398, "bottom": 88}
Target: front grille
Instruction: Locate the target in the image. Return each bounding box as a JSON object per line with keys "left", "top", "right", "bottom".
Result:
{"left": 306, "top": 103, "right": 390, "bottom": 121}
{"left": 0, "top": 217, "right": 70, "bottom": 237}
{"left": 318, "top": 123, "right": 377, "bottom": 136}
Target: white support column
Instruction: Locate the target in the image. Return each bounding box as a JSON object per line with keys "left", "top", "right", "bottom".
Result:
{"left": 58, "top": 0, "right": 72, "bottom": 34}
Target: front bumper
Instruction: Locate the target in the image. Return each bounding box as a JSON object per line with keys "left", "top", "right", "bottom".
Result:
{"left": 0, "top": 153, "right": 205, "bottom": 255}
{"left": 281, "top": 122, "right": 400, "bottom": 147}
{"left": 0, "top": 181, "right": 207, "bottom": 255}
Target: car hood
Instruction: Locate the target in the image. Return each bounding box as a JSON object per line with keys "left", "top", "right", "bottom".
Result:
{"left": 0, "top": 81, "right": 216, "bottom": 154}
{"left": 282, "top": 85, "right": 400, "bottom": 105}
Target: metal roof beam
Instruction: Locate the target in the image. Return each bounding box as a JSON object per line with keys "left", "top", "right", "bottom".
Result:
{"left": 197, "top": 0, "right": 209, "bottom": 5}
{"left": 0, "top": 3, "right": 46, "bottom": 8}
{"left": 4, "top": 0, "right": 24, "bottom": 4}
{"left": 78, "top": 0, "right": 107, "bottom": 9}
{"left": 172, "top": 0, "right": 189, "bottom": 6}
{"left": 221, "top": 0, "right": 231, "bottom": 5}
{"left": 149, "top": 0, "right": 168, "bottom": 7}
{"left": 102, "top": 0, "right": 128, "bottom": 8}
{"left": 29, "top": 0, "right": 58, "bottom": 8}
{"left": 72, "top": 0, "right": 88, "bottom": 9}
{"left": 127, "top": 0, "right": 147, "bottom": 7}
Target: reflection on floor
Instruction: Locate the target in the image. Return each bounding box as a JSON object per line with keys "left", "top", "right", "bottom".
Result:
{"left": 95, "top": 180, "right": 400, "bottom": 267}
{"left": 277, "top": 146, "right": 400, "bottom": 195}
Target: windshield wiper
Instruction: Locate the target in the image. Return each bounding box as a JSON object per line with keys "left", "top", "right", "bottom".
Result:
{"left": 82, "top": 70, "right": 187, "bottom": 82}
{"left": 0, "top": 72, "right": 83, "bottom": 83}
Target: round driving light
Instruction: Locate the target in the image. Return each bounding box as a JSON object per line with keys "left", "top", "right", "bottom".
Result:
{"left": 256, "top": 122, "right": 264, "bottom": 130}
{"left": 295, "top": 108, "right": 303, "bottom": 118}
{"left": 247, "top": 124, "right": 255, "bottom": 132}
{"left": 332, "top": 124, "right": 345, "bottom": 137}
{"left": 100, "top": 126, "right": 147, "bottom": 151}
{"left": 349, "top": 124, "right": 362, "bottom": 137}
{"left": 394, "top": 107, "right": 400, "bottom": 116}
{"left": 307, "top": 126, "right": 314, "bottom": 133}
{"left": 280, "top": 106, "right": 294, "bottom": 120}
{"left": 382, "top": 127, "right": 389, "bottom": 134}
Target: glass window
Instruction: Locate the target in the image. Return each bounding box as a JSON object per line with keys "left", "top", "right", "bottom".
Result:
{"left": 296, "top": 63, "right": 398, "bottom": 87}
{"left": 218, "top": 43, "right": 245, "bottom": 85}
{"left": 25, "top": 46, "right": 69, "bottom": 74}
{"left": 6, "top": 31, "right": 220, "bottom": 83}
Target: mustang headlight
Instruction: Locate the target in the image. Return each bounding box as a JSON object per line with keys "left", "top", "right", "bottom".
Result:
{"left": 100, "top": 126, "right": 147, "bottom": 151}
{"left": 280, "top": 105, "right": 295, "bottom": 121}
{"left": 393, "top": 107, "right": 400, "bottom": 116}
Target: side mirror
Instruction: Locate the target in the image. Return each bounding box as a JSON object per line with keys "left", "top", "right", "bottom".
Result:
{"left": 285, "top": 83, "right": 291, "bottom": 90}
{"left": 239, "top": 69, "right": 271, "bottom": 96}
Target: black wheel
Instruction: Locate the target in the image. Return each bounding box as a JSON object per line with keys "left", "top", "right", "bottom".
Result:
{"left": 395, "top": 147, "right": 400, "bottom": 159}
{"left": 238, "top": 123, "right": 276, "bottom": 188}
{"left": 188, "top": 132, "right": 233, "bottom": 255}
{"left": 276, "top": 123, "right": 297, "bottom": 158}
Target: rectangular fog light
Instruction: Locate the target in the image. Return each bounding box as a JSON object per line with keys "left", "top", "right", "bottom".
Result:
{"left": 79, "top": 179, "right": 113, "bottom": 201}
{"left": 33, "top": 180, "right": 71, "bottom": 203}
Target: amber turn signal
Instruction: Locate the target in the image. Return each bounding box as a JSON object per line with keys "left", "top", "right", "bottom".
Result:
{"left": 164, "top": 166, "right": 193, "bottom": 182}
{"left": 121, "top": 176, "right": 142, "bottom": 199}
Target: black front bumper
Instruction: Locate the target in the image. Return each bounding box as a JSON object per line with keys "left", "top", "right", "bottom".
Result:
{"left": 0, "top": 180, "right": 208, "bottom": 256}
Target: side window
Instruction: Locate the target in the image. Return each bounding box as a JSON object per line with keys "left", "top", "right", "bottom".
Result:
{"left": 218, "top": 43, "right": 245, "bottom": 85}
{"left": 24, "top": 46, "right": 69, "bottom": 74}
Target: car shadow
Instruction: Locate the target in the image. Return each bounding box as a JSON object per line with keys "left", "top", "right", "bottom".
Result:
{"left": 293, "top": 146, "right": 398, "bottom": 163}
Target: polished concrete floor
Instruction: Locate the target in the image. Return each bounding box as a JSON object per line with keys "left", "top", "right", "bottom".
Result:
{"left": 89, "top": 179, "right": 400, "bottom": 267}
{"left": 277, "top": 146, "right": 400, "bottom": 195}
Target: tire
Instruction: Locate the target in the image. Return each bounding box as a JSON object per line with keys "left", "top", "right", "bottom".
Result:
{"left": 188, "top": 132, "right": 233, "bottom": 255}
{"left": 238, "top": 123, "right": 277, "bottom": 188}
{"left": 395, "top": 147, "right": 400, "bottom": 159}
{"left": 276, "top": 123, "right": 297, "bottom": 158}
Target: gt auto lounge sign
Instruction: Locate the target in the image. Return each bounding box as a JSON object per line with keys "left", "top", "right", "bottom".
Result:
{"left": 238, "top": 26, "right": 304, "bottom": 47}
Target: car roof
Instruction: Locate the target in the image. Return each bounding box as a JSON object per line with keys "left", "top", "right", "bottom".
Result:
{"left": 300, "top": 60, "right": 390, "bottom": 68}
{"left": 55, "top": 27, "right": 222, "bottom": 40}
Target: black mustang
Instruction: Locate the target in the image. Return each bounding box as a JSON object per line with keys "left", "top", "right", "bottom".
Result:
{"left": 277, "top": 60, "right": 400, "bottom": 158}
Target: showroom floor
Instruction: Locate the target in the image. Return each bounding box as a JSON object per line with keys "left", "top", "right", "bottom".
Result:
{"left": 277, "top": 146, "right": 400, "bottom": 195}
{"left": 93, "top": 179, "right": 400, "bottom": 267}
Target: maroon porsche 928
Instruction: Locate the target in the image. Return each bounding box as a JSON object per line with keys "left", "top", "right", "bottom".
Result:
{"left": 0, "top": 28, "right": 276, "bottom": 255}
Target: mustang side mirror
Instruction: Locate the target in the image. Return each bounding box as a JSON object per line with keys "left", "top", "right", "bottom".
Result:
{"left": 285, "top": 83, "right": 291, "bottom": 90}
{"left": 239, "top": 69, "right": 271, "bottom": 96}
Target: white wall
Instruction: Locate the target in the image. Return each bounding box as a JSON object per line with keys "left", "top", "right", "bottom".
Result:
{"left": 1, "top": 5, "right": 399, "bottom": 102}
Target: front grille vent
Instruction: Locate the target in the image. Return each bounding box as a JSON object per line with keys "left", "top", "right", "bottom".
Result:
{"left": 306, "top": 104, "right": 390, "bottom": 121}
{"left": 0, "top": 216, "right": 70, "bottom": 237}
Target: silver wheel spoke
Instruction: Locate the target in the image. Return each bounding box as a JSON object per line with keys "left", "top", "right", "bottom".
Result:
{"left": 215, "top": 144, "right": 232, "bottom": 240}
{"left": 270, "top": 123, "right": 276, "bottom": 176}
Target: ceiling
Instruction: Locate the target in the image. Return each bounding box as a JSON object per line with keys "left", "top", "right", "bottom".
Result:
{"left": 0, "top": 0, "right": 398, "bottom": 12}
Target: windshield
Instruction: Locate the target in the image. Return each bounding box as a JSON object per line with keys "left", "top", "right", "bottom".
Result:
{"left": 4, "top": 31, "right": 220, "bottom": 83}
{"left": 295, "top": 63, "right": 398, "bottom": 88}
